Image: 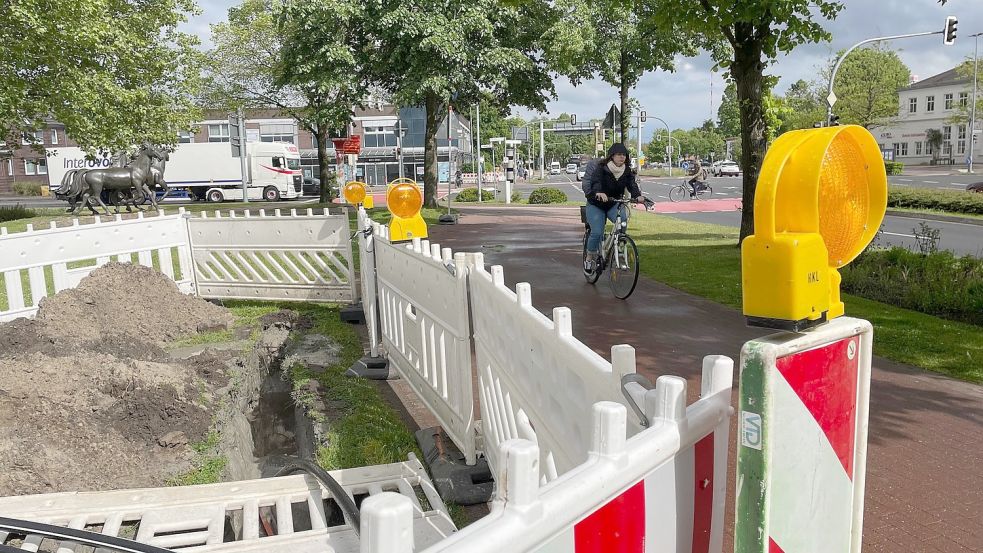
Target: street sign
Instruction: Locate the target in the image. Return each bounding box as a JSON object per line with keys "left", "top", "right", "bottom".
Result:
{"left": 332, "top": 136, "right": 362, "bottom": 155}
{"left": 826, "top": 91, "right": 837, "bottom": 108}
{"left": 511, "top": 126, "right": 529, "bottom": 141}
{"left": 602, "top": 104, "right": 621, "bottom": 130}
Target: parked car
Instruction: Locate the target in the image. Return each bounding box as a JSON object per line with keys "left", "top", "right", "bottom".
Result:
{"left": 303, "top": 176, "right": 321, "bottom": 196}
{"left": 549, "top": 161, "right": 561, "bottom": 175}
{"left": 718, "top": 161, "right": 741, "bottom": 177}
{"left": 565, "top": 163, "right": 578, "bottom": 174}
{"left": 577, "top": 166, "right": 587, "bottom": 180}
{"left": 967, "top": 182, "right": 983, "bottom": 193}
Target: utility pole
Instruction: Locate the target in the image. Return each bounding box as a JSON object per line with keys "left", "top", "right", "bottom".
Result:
{"left": 970, "top": 32, "right": 980, "bottom": 173}
{"left": 476, "top": 103, "right": 482, "bottom": 204}
{"left": 539, "top": 120, "right": 545, "bottom": 180}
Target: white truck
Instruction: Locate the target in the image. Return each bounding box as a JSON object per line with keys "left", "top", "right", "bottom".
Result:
{"left": 47, "top": 142, "right": 304, "bottom": 203}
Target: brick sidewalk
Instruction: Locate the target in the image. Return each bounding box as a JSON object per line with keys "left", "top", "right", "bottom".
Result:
{"left": 427, "top": 206, "right": 983, "bottom": 553}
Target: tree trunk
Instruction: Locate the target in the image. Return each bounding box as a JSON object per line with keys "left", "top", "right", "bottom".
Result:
{"left": 316, "top": 124, "right": 334, "bottom": 203}
{"left": 619, "top": 48, "right": 629, "bottom": 144}
{"left": 732, "top": 38, "right": 767, "bottom": 245}
{"left": 423, "top": 92, "right": 440, "bottom": 208}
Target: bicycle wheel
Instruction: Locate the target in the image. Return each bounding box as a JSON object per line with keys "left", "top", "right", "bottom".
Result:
{"left": 668, "top": 185, "right": 687, "bottom": 202}
{"left": 696, "top": 185, "right": 713, "bottom": 200}
{"left": 582, "top": 230, "right": 600, "bottom": 284}
{"left": 607, "top": 235, "right": 639, "bottom": 299}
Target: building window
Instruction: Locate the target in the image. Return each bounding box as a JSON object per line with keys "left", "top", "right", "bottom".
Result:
{"left": 21, "top": 130, "right": 43, "bottom": 145}
{"left": 926, "top": 96, "right": 935, "bottom": 112}
{"left": 5, "top": 159, "right": 11, "bottom": 175}
{"left": 944, "top": 93, "right": 954, "bottom": 110}
{"left": 178, "top": 130, "right": 194, "bottom": 144}
{"left": 926, "top": 141, "right": 935, "bottom": 155}
{"left": 909, "top": 97, "right": 917, "bottom": 113}
{"left": 260, "top": 123, "right": 295, "bottom": 143}
{"left": 943, "top": 126, "right": 952, "bottom": 140}
{"left": 915, "top": 142, "right": 923, "bottom": 155}
{"left": 958, "top": 140, "right": 966, "bottom": 154}
{"left": 892, "top": 142, "right": 899, "bottom": 155}
{"left": 24, "top": 158, "right": 47, "bottom": 175}
{"left": 51, "top": 129, "right": 58, "bottom": 145}
{"left": 363, "top": 126, "right": 397, "bottom": 148}
{"left": 943, "top": 142, "right": 952, "bottom": 155}
{"left": 208, "top": 124, "right": 230, "bottom": 142}
{"left": 899, "top": 142, "right": 908, "bottom": 156}
{"left": 958, "top": 125, "right": 967, "bottom": 140}
{"left": 959, "top": 92, "right": 969, "bottom": 108}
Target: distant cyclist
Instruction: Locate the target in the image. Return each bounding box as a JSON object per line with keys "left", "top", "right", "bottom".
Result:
{"left": 582, "top": 143, "right": 647, "bottom": 273}
{"left": 688, "top": 161, "right": 709, "bottom": 198}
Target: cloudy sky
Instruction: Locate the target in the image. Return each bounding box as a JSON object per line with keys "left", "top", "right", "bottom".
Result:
{"left": 185, "top": 0, "right": 982, "bottom": 133}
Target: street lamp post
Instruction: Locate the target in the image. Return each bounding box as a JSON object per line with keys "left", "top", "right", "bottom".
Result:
{"left": 489, "top": 137, "right": 504, "bottom": 195}
{"left": 970, "top": 32, "right": 980, "bottom": 173}
{"left": 395, "top": 119, "right": 406, "bottom": 180}
{"left": 649, "top": 116, "right": 673, "bottom": 176}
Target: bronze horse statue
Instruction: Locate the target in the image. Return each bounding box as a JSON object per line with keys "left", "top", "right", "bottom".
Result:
{"left": 66, "top": 145, "right": 165, "bottom": 215}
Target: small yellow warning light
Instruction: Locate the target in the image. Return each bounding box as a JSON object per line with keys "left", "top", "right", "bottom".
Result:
{"left": 742, "top": 125, "right": 886, "bottom": 332}
{"left": 343, "top": 181, "right": 367, "bottom": 205}
{"left": 386, "top": 179, "right": 427, "bottom": 241}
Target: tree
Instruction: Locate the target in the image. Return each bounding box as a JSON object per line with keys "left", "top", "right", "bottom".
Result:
{"left": 826, "top": 44, "right": 910, "bottom": 129}
{"left": 925, "top": 128, "right": 943, "bottom": 163}
{"left": 781, "top": 79, "right": 826, "bottom": 131}
{"left": 369, "top": 0, "right": 556, "bottom": 207}
{"left": 548, "top": 0, "right": 694, "bottom": 143}
{"left": 653, "top": 0, "right": 844, "bottom": 243}
{"left": 1, "top": 0, "right": 203, "bottom": 152}
{"left": 716, "top": 83, "right": 741, "bottom": 138}
{"left": 948, "top": 59, "right": 983, "bottom": 127}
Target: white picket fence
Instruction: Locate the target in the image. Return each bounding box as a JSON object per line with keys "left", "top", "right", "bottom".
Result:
{"left": 0, "top": 208, "right": 355, "bottom": 322}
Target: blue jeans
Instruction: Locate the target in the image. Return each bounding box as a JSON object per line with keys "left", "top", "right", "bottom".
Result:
{"left": 585, "top": 203, "right": 627, "bottom": 253}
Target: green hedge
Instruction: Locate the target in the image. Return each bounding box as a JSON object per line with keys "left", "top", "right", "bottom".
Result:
{"left": 455, "top": 187, "right": 494, "bottom": 202}
{"left": 528, "top": 187, "right": 567, "bottom": 204}
{"left": 0, "top": 204, "right": 37, "bottom": 223}
{"left": 13, "top": 182, "right": 42, "bottom": 196}
{"left": 888, "top": 186, "right": 983, "bottom": 215}
{"left": 841, "top": 247, "right": 983, "bottom": 326}
{"left": 884, "top": 161, "right": 904, "bottom": 175}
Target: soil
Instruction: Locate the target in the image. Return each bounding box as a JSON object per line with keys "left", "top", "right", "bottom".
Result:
{"left": 0, "top": 263, "right": 237, "bottom": 496}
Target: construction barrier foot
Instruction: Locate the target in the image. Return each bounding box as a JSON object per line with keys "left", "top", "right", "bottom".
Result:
{"left": 415, "top": 427, "right": 493, "bottom": 506}
{"left": 340, "top": 304, "right": 366, "bottom": 325}
{"left": 346, "top": 356, "right": 394, "bottom": 380}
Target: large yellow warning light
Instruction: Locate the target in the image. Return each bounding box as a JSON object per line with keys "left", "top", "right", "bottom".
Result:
{"left": 742, "top": 125, "right": 886, "bottom": 331}
{"left": 343, "top": 181, "right": 367, "bottom": 205}
{"left": 386, "top": 179, "right": 427, "bottom": 241}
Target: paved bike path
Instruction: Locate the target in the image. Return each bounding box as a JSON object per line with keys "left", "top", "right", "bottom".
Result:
{"left": 427, "top": 205, "right": 983, "bottom": 553}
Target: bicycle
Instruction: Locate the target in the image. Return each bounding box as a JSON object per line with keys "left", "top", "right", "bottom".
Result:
{"left": 581, "top": 197, "right": 653, "bottom": 300}
{"left": 668, "top": 179, "right": 713, "bottom": 202}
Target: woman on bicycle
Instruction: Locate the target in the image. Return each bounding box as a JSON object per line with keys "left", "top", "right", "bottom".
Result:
{"left": 583, "top": 143, "right": 644, "bottom": 273}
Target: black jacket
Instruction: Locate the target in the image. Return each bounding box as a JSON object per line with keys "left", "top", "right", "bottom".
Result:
{"left": 583, "top": 160, "right": 641, "bottom": 210}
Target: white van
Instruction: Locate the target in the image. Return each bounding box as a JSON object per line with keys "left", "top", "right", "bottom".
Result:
{"left": 549, "top": 161, "right": 562, "bottom": 175}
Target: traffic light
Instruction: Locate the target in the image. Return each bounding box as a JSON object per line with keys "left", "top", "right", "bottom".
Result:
{"left": 640, "top": 111, "right": 647, "bottom": 123}
{"left": 943, "top": 16, "right": 957, "bottom": 45}
{"left": 829, "top": 114, "right": 841, "bottom": 126}
{"left": 570, "top": 114, "right": 577, "bottom": 125}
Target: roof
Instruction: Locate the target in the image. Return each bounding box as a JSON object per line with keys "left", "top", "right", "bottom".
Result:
{"left": 903, "top": 67, "right": 971, "bottom": 91}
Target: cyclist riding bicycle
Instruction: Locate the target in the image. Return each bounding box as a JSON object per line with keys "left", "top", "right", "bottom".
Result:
{"left": 582, "top": 143, "right": 647, "bottom": 273}
{"left": 688, "top": 161, "right": 709, "bottom": 198}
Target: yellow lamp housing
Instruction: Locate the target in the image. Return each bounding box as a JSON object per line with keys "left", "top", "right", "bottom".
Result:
{"left": 386, "top": 181, "right": 428, "bottom": 241}
{"left": 742, "top": 125, "right": 886, "bottom": 332}
{"left": 343, "top": 181, "right": 367, "bottom": 204}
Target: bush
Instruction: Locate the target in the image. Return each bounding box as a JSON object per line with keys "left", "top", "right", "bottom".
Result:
{"left": 884, "top": 161, "right": 904, "bottom": 175}
{"left": 12, "top": 182, "right": 42, "bottom": 196}
{"left": 888, "top": 185, "right": 983, "bottom": 215}
{"left": 842, "top": 247, "right": 983, "bottom": 326}
{"left": 0, "top": 204, "right": 37, "bottom": 223}
{"left": 511, "top": 191, "right": 522, "bottom": 203}
{"left": 455, "top": 187, "right": 494, "bottom": 202}
{"left": 527, "top": 187, "right": 568, "bottom": 204}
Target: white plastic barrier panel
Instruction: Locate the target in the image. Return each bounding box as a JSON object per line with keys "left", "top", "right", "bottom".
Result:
{"left": 373, "top": 225, "right": 476, "bottom": 464}
{"left": 356, "top": 207, "right": 381, "bottom": 357}
{"left": 467, "top": 253, "right": 641, "bottom": 482}
{"left": 0, "top": 210, "right": 194, "bottom": 322}
{"left": 362, "top": 358, "right": 734, "bottom": 553}
{"left": 735, "top": 317, "right": 872, "bottom": 553}
{"left": 188, "top": 208, "right": 356, "bottom": 302}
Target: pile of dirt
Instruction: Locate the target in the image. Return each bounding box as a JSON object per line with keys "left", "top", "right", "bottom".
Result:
{"left": 0, "top": 263, "right": 237, "bottom": 496}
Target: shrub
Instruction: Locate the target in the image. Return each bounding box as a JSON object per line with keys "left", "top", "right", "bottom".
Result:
{"left": 884, "top": 161, "right": 904, "bottom": 175}
{"left": 511, "top": 191, "right": 522, "bottom": 203}
{"left": 0, "top": 204, "right": 38, "bottom": 223}
{"left": 888, "top": 185, "right": 983, "bottom": 215}
{"left": 841, "top": 247, "right": 983, "bottom": 326}
{"left": 12, "top": 182, "right": 42, "bottom": 196}
{"left": 527, "top": 187, "right": 567, "bottom": 204}
{"left": 455, "top": 187, "right": 494, "bottom": 202}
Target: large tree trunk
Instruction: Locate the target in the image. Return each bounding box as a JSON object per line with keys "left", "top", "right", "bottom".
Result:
{"left": 423, "top": 92, "right": 440, "bottom": 208}
{"left": 732, "top": 38, "right": 767, "bottom": 245}
{"left": 619, "top": 48, "right": 629, "bottom": 144}
{"left": 316, "top": 124, "right": 334, "bottom": 203}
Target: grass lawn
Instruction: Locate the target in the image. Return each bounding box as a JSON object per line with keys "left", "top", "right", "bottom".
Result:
{"left": 629, "top": 212, "right": 983, "bottom": 384}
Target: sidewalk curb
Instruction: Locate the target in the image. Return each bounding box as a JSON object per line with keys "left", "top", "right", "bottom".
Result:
{"left": 886, "top": 209, "right": 983, "bottom": 226}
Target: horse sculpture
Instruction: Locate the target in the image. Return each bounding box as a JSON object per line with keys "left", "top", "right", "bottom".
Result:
{"left": 66, "top": 145, "right": 165, "bottom": 215}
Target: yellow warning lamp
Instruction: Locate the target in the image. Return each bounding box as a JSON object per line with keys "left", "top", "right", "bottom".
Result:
{"left": 741, "top": 125, "right": 886, "bottom": 332}
{"left": 343, "top": 181, "right": 373, "bottom": 209}
{"left": 386, "top": 178, "right": 428, "bottom": 241}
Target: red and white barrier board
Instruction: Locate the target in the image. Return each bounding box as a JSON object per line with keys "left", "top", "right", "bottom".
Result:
{"left": 735, "top": 317, "right": 873, "bottom": 553}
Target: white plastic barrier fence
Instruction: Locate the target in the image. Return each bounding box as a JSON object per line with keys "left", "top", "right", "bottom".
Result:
{"left": 0, "top": 210, "right": 195, "bottom": 322}
{"left": 356, "top": 208, "right": 382, "bottom": 357}
{"left": 188, "top": 208, "right": 356, "bottom": 302}
{"left": 371, "top": 223, "right": 477, "bottom": 465}
{"left": 467, "top": 253, "right": 643, "bottom": 482}
{"left": 360, "top": 358, "right": 733, "bottom": 553}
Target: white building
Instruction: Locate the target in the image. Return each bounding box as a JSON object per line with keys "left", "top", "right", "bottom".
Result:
{"left": 873, "top": 67, "right": 978, "bottom": 166}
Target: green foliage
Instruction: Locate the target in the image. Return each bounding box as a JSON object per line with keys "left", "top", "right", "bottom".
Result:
{"left": 455, "top": 188, "right": 495, "bottom": 202}
{"left": 888, "top": 186, "right": 983, "bottom": 215}
{"left": 884, "top": 161, "right": 904, "bottom": 176}
{"left": 716, "top": 83, "right": 741, "bottom": 138}
{"left": 925, "top": 128, "right": 943, "bottom": 162}
{"left": 12, "top": 183, "right": 42, "bottom": 196}
{"left": 0, "top": 205, "right": 37, "bottom": 222}
{"left": 842, "top": 248, "right": 983, "bottom": 326}
{"left": 168, "top": 432, "right": 227, "bottom": 486}
{"left": 942, "top": 59, "right": 981, "bottom": 125}
{"left": 829, "top": 44, "right": 911, "bottom": 129}
{"left": 527, "top": 187, "right": 568, "bottom": 204}
{"left": 648, "top": 126, "right": 725, "bottom": 162}
{"left": 0, "top": 0, "right": 203, "bottom": 152}
{"left": 511, "top": 191, "right": 522, "bottom": 203}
